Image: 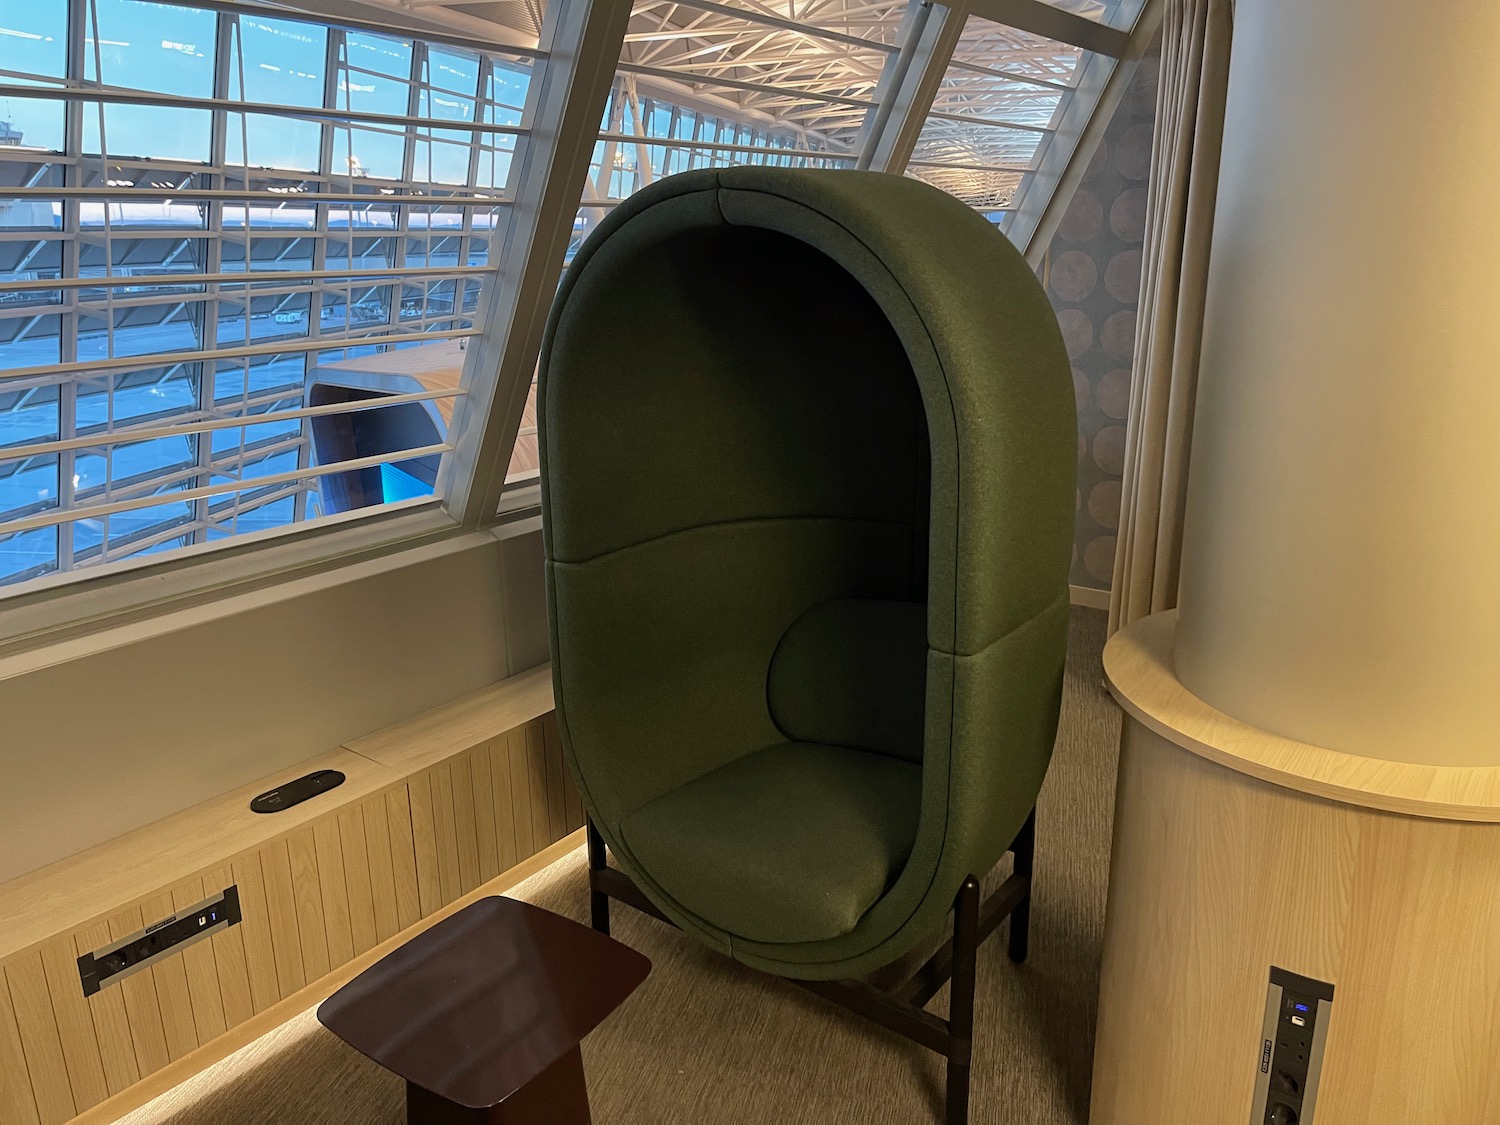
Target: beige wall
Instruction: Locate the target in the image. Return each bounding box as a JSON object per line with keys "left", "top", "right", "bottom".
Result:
{"left": 0, "top": 528, "right": 550, "bottom": 882}
{"left": 1175, "top": 0, "right": 1500, "bottom": 765}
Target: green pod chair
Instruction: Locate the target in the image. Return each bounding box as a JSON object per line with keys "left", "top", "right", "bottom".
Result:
{"left": 539, "top": 167, "right": 1076, "bottom": 1123}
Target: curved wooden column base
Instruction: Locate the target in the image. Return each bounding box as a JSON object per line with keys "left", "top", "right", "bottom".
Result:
{"left": 1093, "top": 613, "right": 1500, "bottom": 1125}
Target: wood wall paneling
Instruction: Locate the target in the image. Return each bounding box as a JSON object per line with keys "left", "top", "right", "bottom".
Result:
{"left": 286, "top": 829, "right": 330, "bottom": 983}
{"left": 73, "top": 920, "right": 139, "bottom": 1098}
{"left": 406, "top": 772, "right": 443, "bottom": 918}
{"left": 430, "top": 763, "right": 463, "bottom": 905}
{"left": 171, "top": 879, "right": 228, "bottom": 1047}
{"left": 360, "top": 796, "right": 401, "bottom": 944}
{"left": 543, "top": 717, "right": 570, "bottom": 843}
{"left": 383, "top": 788, "right": 423, "bottom": 932}
{"left": 470, "top": 743, "right": 501, "bottom": 886}
{"left": 338, "top": 808, "right": 379, "bottom": 959}
{"left": 312, "top": 820, "right": 354, "bottom": 971}
{"left": 8, "top": 950, "right": 75, "bottom": 1124}
{"left": 525, "top": 725, "right": 551, "bottom": 851}
{"left": 38, "top": 933, "right": 109, "bottom": 1112}
{"left": 450, "top": 754, "right": 482, "bottom": 896}
{"left": 490, "top": 735, "right": 519, "bottom": 871}
{"left": 136, "top": 892, "right": 198, "bottom": 1066}
{"left": 0, "top": 965, "right": 40, "bottom": 1125}
{"left": 200, "top": 866, "right": 255, "bottom": 1031}
{"left": 223, "top": 859, "right": 278, "bottom": 1018}
{"left": 552, "top": 714, "right": 585, "bottom": 834}
{"left": 105, "top": 907, "right": 169, "bottom": 1083}
{"left": 0, "top": 693, "right": 570, "bottom": 1121}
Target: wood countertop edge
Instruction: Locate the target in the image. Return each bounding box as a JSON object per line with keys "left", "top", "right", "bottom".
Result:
{"left": 1103, "top": 611, "right": 1500, "bottom": 822}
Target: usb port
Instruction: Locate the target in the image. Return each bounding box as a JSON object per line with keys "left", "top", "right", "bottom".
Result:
{"left": 1291, "top": 1015, "right": 1306, "bottom": 1027}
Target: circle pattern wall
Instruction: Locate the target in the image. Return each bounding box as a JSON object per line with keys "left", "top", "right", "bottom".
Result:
{"left": 1045, "top": 54, "right": 1160, "bottom": 591}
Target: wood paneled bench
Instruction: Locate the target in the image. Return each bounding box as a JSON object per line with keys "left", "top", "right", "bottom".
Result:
{"left": 0, "top": 664, "right": 580, "bottom": 1125}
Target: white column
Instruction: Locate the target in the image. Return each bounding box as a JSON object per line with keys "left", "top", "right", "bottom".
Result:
{"left": 1174, "top": 0, "right": 1500, "bottom": 765}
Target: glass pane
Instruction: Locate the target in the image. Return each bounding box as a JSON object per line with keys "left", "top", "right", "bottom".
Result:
{"left": 223, "top": 493, "right": 298, "bottom": 536}
{"left": 76, "top": 368, "right": 200, "bottom": 428}
{"left": 76, "top": 302, "right": 206, "bottom": 361}
{"left": 0, "top": 8, "right": 68, "bottom": 151}
{"left": 0, "top": 527, "right": 57, "bottom": 582}
{"left": 215, "top": 356, "right": 305, "bottom": 404}
{"left": 333, "top": 32, "right": 415, "bottom": 181}
{"left": 226, "top": 16, "right": 330, "bottom": 172}
{"left": 568, "top": 0, "right": 909, "bottom": 256}
{"left": 0, "top": 386, "right": 60, "bottom": 529}
{"left": 505, "top": 378, "right": 538, "bottom": 485}
{"left": 83, "top": 0, "right": 218, "bottom": 163}
{"left": 221, "top": 173, "right": 322, "bottom": 230}
{"left": 0, "top": 313, "right": 63, "bottom": 370}
{"left": 486, "top": 60, "right": 532, "bottom": 128}
{"left": 416, "top": 49, "right": 479, "bottom": 185}
{"left": 71, "top": 484, "right": 194, "bottom": 561}
{"left": 947, "top": 19, "right": 1086, "bottom": 88}
{"left": 908, "top": 16, "right": 1103, "bottom": 230}
{"left": 1034, "top": 0, "right": 1148, "bottom": 30}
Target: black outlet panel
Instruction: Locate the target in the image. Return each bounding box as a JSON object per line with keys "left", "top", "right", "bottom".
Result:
{"left": 250, "top": 768, "right": 345, "bottom": 813}
{"left": 78, "top": 886, "right": 241, "bottom": 997}
{"left": 1255, "top": 968, "right": 1334, "bottom": 1125}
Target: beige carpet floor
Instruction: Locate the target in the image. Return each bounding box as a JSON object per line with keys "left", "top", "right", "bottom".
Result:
{"left": 119, "top": 607, "right": 1120, "bottom": 1125}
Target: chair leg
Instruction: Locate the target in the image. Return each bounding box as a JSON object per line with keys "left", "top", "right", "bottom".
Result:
{"left": 1007, "top": 810, "right": 1036, "bottom": 964}
{"left": 585, "top": 817, "right": 610, "bottom": 936}
{"left": 945, "top": 875, "right": 980, "bottom": 1125}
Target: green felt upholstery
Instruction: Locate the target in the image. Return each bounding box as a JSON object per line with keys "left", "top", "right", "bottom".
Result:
{"left": 540, "top": 167, "right": 1076, "bottom": 980}
{"left": 621, "top": 742, "right": 922, "bottom": 945}
{"left": 768, "top": 599, "right": 928, "bottom": 764}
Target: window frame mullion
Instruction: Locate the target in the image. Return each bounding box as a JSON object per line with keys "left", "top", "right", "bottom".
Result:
{"left": 440, "top": 0, "right": 633, "bottom": 526}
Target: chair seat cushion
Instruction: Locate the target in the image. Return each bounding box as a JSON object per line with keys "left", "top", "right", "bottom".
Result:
{"left": 619, "top": 741, "right": 922, "bottom": 945}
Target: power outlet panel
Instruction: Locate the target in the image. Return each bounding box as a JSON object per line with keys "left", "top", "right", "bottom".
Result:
{"left": 1250, "top": 967, "right": 1334, "bottom": 1125}
{"left": 77, "top": 886, "right": 242, "bottom": 997}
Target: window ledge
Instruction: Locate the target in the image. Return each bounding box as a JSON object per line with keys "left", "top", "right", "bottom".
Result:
{"left": 0, "top": 499, "right": 465, "bottom": 660}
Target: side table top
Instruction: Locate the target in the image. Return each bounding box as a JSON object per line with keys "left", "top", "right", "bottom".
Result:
{"left": 318, "top": 896, "right": 650, "bottom": 1109}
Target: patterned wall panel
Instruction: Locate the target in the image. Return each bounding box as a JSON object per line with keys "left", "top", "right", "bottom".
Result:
{"left": 1044, "top": 53, "right": 1161, "bottom": 590}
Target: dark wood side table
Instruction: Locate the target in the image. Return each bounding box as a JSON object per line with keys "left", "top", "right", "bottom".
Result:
{"left": 318, "top": 896, "right": 650, "bottom": 1124}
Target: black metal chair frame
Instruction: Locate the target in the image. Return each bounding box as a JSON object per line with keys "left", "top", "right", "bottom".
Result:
{"left": 585, "top": 811, "right": 1036, "bottom": 1125}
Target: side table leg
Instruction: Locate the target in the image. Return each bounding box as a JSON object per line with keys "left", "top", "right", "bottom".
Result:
{"left": 405, "top": 1047, "right": 592, "bottom": 1125}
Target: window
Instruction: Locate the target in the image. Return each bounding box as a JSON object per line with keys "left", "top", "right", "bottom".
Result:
{"left": 226, "top": 16, "right": 329, "bottom": 173}
{"left": 0, "top": 8, "right": 68, "bottom": 154}
{"left": 909, "top": 16, "right": 1099, "bottom": 235}
{"left": 1034, "top": 0, "right": 1149, "bottom": 30}
{"left": 82, "top": 0, "right": 219, "bottom": 164}
{"left": 2, "top": 0, "right": 1159, "bottom": 601}
{"left": 1, "top": 2, "right": 541, "bottom": 587}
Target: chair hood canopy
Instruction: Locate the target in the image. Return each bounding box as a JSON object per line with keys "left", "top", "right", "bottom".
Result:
{"left": 540, "top": 168, "right": 1076, "bottom": 979}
